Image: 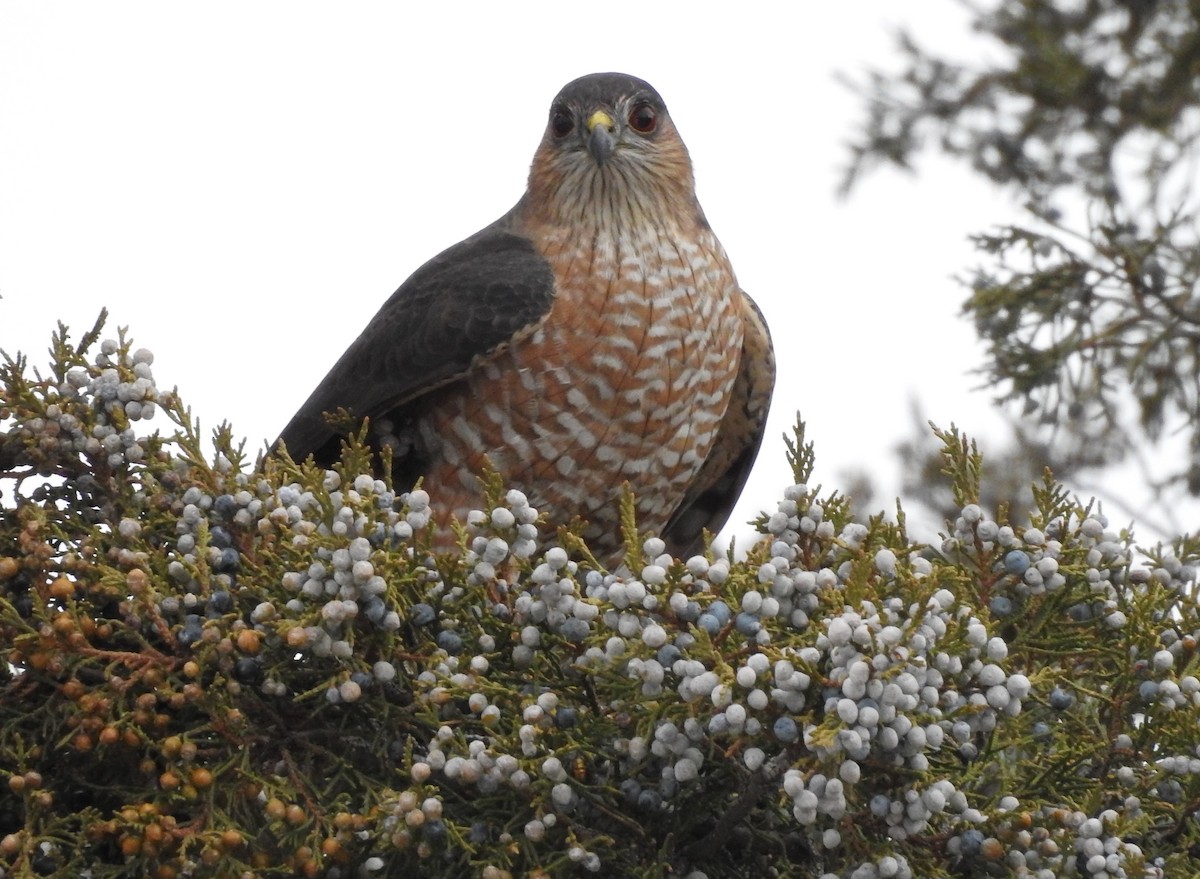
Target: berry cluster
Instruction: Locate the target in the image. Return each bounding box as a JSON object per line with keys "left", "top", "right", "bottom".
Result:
{"left": 2, "top": 325, "right": 1199, "bottom": 878}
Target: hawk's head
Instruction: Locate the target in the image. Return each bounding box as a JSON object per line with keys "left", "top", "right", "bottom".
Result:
{"left": 526, "top": 73, "right": 699, "bottom": 229}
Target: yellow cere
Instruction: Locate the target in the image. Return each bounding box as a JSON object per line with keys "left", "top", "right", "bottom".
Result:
{"left": 586, "top": 110, "right": 615, "bottom": 132}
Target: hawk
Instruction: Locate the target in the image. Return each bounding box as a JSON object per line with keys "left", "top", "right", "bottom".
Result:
{"left": 276, "top": 72, "right": 775, "bottom": 563}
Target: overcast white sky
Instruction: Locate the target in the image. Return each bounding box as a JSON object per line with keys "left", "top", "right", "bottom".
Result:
{"left": 1, "top": 2, "right": 1034, "bottom": 547}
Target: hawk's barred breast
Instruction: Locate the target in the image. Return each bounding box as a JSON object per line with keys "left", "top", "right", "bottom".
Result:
{"left": 417, "top": 219, "right": 744, "bottom": 547}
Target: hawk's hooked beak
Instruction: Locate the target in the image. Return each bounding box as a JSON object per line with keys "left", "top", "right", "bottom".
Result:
{"left": 585, "top": 110, "right": 616, "bottom": 166}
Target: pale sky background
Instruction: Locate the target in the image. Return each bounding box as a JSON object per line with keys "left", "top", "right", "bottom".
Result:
{"left": 0, "top": 2, "right": 1090, "bottom": 549}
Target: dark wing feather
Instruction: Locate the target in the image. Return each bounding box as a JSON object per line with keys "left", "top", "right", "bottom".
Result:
{"left": 661, "top": 291, "right": 775, "bottom": 557}
{"left": 275, "top": 223, "right": 556, "bottom": 465}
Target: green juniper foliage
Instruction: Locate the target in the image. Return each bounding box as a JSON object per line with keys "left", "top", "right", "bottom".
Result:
{"left": 841, "top": 0, "right": 1200, "bottom": 509}
{"left": 3, "top": 316, "right": 1200, "bottom": 878}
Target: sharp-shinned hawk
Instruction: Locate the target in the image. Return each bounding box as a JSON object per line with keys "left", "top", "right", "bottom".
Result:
{"left": 276, "top": 72, "right": 775, "bottom": 562}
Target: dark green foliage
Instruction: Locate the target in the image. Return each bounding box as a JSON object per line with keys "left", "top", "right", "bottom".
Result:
{"left": 843, "top": 0, "right": 1200, "bottom": 509}
{"left": 4, "top": 318, "right": 1200, "bottom": 878}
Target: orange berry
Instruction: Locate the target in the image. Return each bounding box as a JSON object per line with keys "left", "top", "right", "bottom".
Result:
{"left": 980, "top": 837, "right": 1005, "bottom": 861}
{"left": 235, "top": 629, "right": 261, "bottom": 654}
{"left": 321, "top": 837, "right": 345, "bottom": 861}
{"left": 219, "top": 829, "right": 244, "bottom": 850}
{"left": 50, "top": 577, "right": 75, "bottom": 600}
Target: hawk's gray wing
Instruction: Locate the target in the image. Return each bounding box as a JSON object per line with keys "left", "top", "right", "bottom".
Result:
{"left": 275, "top": 224, "right": 556, "bottom": 466}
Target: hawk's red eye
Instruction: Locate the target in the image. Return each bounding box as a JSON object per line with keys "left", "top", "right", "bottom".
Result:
{"left": 628, "top": 103, "right": 657, "bottom": 134}
{"left": 551, "top": 109, "right": 574, "bottom": 138}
